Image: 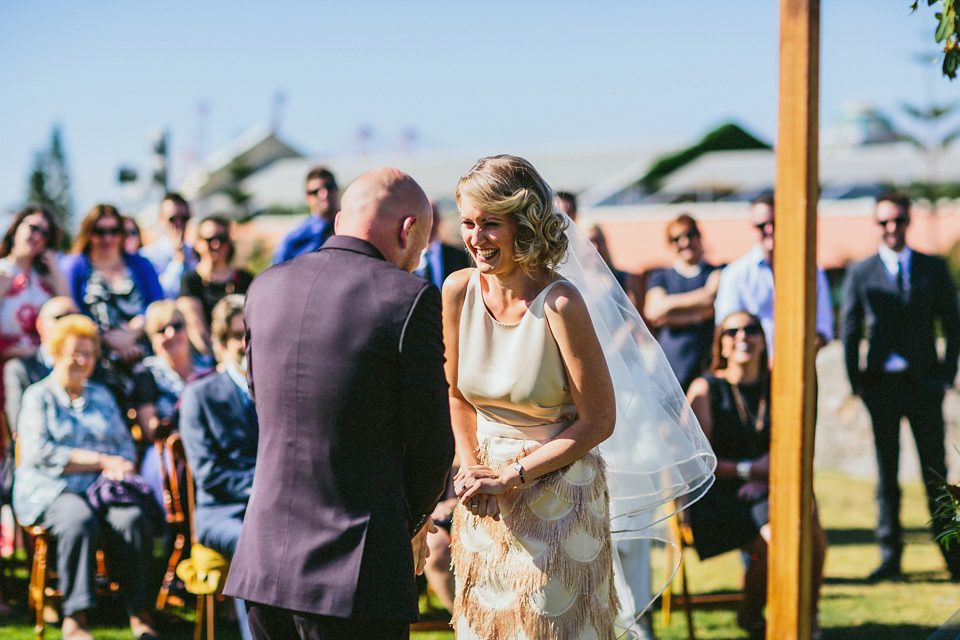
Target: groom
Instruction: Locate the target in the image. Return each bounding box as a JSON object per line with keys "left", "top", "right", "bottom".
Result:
{"left": 224, "top": 168, "right": 454, "bottom": 639}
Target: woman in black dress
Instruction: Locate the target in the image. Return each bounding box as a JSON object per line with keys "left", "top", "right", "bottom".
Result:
{"left": 685, "top": 310, "right": 826, "bottom": 640}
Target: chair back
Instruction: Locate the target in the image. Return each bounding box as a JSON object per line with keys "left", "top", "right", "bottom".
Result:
{"left": 157, "top": 432, "right": 188, "bottom": 529}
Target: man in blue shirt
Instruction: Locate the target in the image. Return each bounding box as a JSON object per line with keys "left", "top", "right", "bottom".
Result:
{"left": 714, "top": 194, "right": 833, "bottom": 360}
{"left": 142, "top": 192, "right": 197, "bottom": 298}
{"left": 272, "top": 167, "right": 339, "bottom": 264}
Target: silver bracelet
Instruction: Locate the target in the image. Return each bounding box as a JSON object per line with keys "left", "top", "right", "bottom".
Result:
{"left": 736, "top": 460, "right": 752, "bottom": 481}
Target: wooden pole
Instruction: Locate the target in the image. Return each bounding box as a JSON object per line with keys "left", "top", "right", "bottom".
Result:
{"left": 770, "top": 1, "right": 819, "bottom": 639}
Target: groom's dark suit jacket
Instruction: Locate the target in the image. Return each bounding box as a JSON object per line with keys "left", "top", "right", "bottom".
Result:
{"left": 224, "top": 235, "right": 453, "bottom": 621}
{"left": 841, "top": 250, "right": 960, "bottom": 392}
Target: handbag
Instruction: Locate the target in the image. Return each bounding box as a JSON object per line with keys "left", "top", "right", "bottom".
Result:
{"left": 85, "top": 472, "right": 162, "bottom": 526}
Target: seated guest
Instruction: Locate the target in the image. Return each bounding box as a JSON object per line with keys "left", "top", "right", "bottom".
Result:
{"left": 61, "top": 204, "right": 163, "bottom": 367}
{"left": 685, "top": 311, "right": 826, "bottom": 640}
{"left": 134, "top": 300, "right": 204, "bottom": 506}
{"left": 13, "top": 314, "right": 158, "bottom": 640}
{"left": 179, "top": 294, "right": 256, "bottom": 640}
{"left": 0, "top": 205, "right": 69, "bottom": 361}
{"left": 122, "top": 216, "right": 143, "bottom": 255}
{"left": 644, "top": 214, "right": 720, "bottom": 390}
{"left": 4, "top": 296, "right": 80, "bottom": 434}
{"left": 178, "top": 215, "right": 253, "bottom": 359}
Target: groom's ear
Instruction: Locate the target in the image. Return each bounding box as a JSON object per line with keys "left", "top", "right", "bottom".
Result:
{"left": 399, "top": 216, "right": 417, "bottom": 249}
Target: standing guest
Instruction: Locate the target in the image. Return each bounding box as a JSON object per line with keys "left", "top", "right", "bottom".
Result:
{"left": 272, "top": 166, "right": 339, "bottom": 264}
{"left": 445, "top": 156, "right": 714, "bottom": 640}
{"left": 583, "top": 220, "right": 629, "bottom": 292}
{"left": 141, "top": 193, "right": 197, "bottom": 299}
{"left": 178, "top": 216, "right": 253, "bottom": 361}
{"left": 841, "top": 191, "right": 960, "bottom": 581}
{"left": 686, "top": 311, "right": 826, "bottom": 640}
{"left": 644, "top": 214, "right": 720, "bottom": 390}
{"left": 225, "top": 168, "right": 453, "bottom": 639}
{"left": 61, "top": 204, "right": 163, "bottom": 366}
{"left": 13, "top": 314, "right": 158, "bottom": 640}
{"left": 122, "top": 217, "right": 143, "bottom": 255}
{"left": 3, "top": 296, "right": 79, "bottom": 434}
{"left": 0, "top": 206, "right": 69, "bottom": 360}
{"left": 554, "top": 190, "right": 578, "bottom": 223}
{"left": 714, "top": 194, "right": 833, "bottom": 359}
{"left": 414, "top": 203, "right": 471, "bottom": 288}
{"left": 179, "top": 295, "right": 257, "bottom": 640}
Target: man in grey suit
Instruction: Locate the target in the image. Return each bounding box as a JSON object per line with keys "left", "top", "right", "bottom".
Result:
{"left": 224, "top": 168, "right": 454, "bottom": 639}
{"left": 841, "top": 191, "right": 960, "bottom": 582}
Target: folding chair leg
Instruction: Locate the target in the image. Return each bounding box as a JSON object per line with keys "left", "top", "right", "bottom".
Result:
{"left": 194, "top": 594, "right": 204, "bottom": 640}
{"left": 679, "top": 549, "right": 695, "bottom": 640}
{"left": 32, "top": 535, "right": 47, "bottom": 640}
{"left": 206, "top": 594, "right": 215, "bottom": 640}
{"left": 157, "top": 532, "right": 186, "bottom": 610}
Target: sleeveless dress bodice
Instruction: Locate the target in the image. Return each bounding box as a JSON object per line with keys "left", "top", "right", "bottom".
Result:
{"left": 451, "top": 270, "right": 618, "bottom": 640}
{"left": 457, "top": 269, "right": 576, "bottom": 431}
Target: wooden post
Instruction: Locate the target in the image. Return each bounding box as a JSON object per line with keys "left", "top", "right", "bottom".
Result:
{"left": 770, "top": 1, "right": 819, "bottom": 639}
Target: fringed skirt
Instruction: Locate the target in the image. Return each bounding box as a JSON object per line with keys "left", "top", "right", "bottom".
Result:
{"left": 451, "top": 419, "right": 619, "bottom": 640}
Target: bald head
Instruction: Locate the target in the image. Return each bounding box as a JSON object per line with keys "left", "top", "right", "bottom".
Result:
{"left": 335, "top": 168, "right": 433, "bottom": 272}
{"left": 38, "top": 296, "right": 80, "bottom": 341}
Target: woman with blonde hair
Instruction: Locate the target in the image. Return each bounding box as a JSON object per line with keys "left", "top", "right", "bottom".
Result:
{"left": 13, "top": 314, "right": 158, "bottom": 640}
{"left": 445, "top": 155, "right": 715, "bottom": 639}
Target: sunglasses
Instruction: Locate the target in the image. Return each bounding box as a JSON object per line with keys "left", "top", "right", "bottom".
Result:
{"left": 877, "top": 216, "right": 909, "bottom": 228}
{"left": 27, "top": 223, "right": 50, "bottom": 237}
{"left": 156, "top": 320, "right": 185, "bottom": 335}
{"left": 227, "top": 330, "right": 246, "bottom": 342}
{"left": 670, "top": 230, "right": 699, "bottom": 244}
{"left": 306, "top": 181, "right": 337, "bottom": 196}
{"left": 168, "top": 215, "right": 191, "bottom": 225}
{"left": 721, "top": 323, "right": 762, "bottom": 339}
{"left": 92, "top": 225, "right": 122, "bottom": 237}
{"left": 201, "top": 234, "right": 230, "bottom": 246}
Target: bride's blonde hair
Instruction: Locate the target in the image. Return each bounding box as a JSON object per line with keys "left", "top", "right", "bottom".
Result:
{"left": 455, "top": 155, "right": 569, "bottom": 275}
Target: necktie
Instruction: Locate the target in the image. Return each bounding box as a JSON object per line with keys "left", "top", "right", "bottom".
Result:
{"left": 896, "top": 260, "right": 907, "bottom": 302}
{"left": 422, "top": 260, "right": 435, "bottom": 287}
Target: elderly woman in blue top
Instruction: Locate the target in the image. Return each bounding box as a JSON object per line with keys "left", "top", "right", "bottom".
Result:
{"left": 13, "top": 314, "right": 158, "bottom": 640}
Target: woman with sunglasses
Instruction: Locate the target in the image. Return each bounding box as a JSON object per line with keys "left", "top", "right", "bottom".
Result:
{"left": 61, "top": 205, "right": 163, "bottom": 366}
{"left": 178, "top": 216, "right": 253, "bottom": 359}
{"left": 0, "top": 206, "right": 69, "bottom": 360}
{"left": 685, "top": 311, "right": 827, "bottom": 640}
{"left": 133, "top": 300, "right": 206, "bottom": 507}
{"left": 122, "top": 216, "right": 143, "bottom": 254}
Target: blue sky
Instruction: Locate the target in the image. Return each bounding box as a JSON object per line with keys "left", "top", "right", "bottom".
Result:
{"left": 1, "top": 0, "right": 955, "bottom": 218}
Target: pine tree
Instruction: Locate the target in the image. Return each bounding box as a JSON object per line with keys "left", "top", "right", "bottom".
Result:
{"left": 25, "top": 125, "right": 74, "bottom": 239}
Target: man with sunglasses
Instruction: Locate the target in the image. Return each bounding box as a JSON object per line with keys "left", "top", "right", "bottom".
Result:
{"left": 142, "top": 192, "right": 197, "bottom": 298}
{"left": 713, "top": 194, "right": 833, "bottom": 359}
{"left": 272, "top": 166, "right": 340, "bottom": 264}
{"left": 644, "top": 214, "right": 720, "bottom": 390}
{"left": 841, "top": 191, "right": 960, "bottom": 582}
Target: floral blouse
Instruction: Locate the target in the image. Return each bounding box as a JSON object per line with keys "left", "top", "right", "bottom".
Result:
{"left": 13, "top": 375, "right": 135, "bottom": 526}
{"left": 0, "top": 257, "right": 53, "bottom": 353}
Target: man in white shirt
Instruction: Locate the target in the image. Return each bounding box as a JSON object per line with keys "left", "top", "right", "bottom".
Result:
{"left": 714, "top": 194, "right": 833, "bottom": 359}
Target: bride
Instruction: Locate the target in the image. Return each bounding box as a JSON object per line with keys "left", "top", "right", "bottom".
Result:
{"left": 444, "top": 155, "right": 715, "bottom": 639}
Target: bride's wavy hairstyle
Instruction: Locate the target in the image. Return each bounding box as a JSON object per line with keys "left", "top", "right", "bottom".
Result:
{"left": 455, "top": 155, "right": 569, "bottom": 275}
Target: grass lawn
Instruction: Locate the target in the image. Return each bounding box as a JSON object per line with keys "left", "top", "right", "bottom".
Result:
{"left": 1, "top": 471, "right": 956, "bottom": 639}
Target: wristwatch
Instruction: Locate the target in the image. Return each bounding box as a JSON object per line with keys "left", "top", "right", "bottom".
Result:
{"left": 513, "top": 461, "right": 526, "bottom": 484}
{"left": 736, "top": 460, "right": 752, "bottom": 481}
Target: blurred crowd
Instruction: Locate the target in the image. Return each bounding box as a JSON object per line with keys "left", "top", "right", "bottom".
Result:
{"left": 0, "top": 163, "right": 956, "bottom": 640}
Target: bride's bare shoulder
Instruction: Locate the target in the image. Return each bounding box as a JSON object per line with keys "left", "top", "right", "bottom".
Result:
{"left": 441, "top": 267, "right": 474, "bottom": 309}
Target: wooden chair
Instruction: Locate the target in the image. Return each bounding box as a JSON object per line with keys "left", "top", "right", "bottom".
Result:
{"left": 661, "top": 500, "right": 744, "bottom": 640}
{"left": 155, "top": 424, "right": 189, "bottom": 611}
{"left": 168, "top": 434, "right": 233, "bottom": 640}
{"left": 17, "top": 440, "right": 119, "bottom": 640}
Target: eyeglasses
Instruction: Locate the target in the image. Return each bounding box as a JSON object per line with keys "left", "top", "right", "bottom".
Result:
{"left": 877, "top": 216, "right": 909, "bottom": 228}
{"left": 669, "top": 230, "right": 699, "bottom": 245}
{"left": 27, "top": 223, "right": 50, "bottom": 237}
{"left": 168, "top": 215, "right": 191, "bottom": 225}
{"left": 721, "top": 323, "right": 762, "bottom": 339}
{"left": 51, "top": 312, "right": 76, "bottom": 321}
{"left": 201, "top": 234, "right": 229, "bottom": 246}
{"left": 156, "top": 320, "right": 185, "bottom": 335}
{"left": 92, "top": 225, "right": 122, "bottom": 237}
{"left": 754, "top": 221, "right": 774, "bottom": 232}
{"left": 63, "top": 350, "right": 95, "bottom": 362}
{"left": 306, "top": 181, "right": 337, "bottom": 196}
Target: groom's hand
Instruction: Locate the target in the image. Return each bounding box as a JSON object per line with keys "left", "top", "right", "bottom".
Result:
{"left": 412, "top": 520, "right": 436, "bottom": 576}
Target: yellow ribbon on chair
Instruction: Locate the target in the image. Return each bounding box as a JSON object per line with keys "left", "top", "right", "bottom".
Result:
{"left": 176, "top": 544, "right": 231, "bottom": 595}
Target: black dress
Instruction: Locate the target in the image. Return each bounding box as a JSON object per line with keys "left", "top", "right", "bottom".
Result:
{"left": 180, "top": 269, "right": 254, "bottom": 325}
{"left": 688, "top": 372, "right": 771, "bottom": 559}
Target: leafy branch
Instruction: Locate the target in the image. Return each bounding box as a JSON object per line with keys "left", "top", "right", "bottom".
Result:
{"left": 911, "top": 0, "right": 960, "bottom": 78}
